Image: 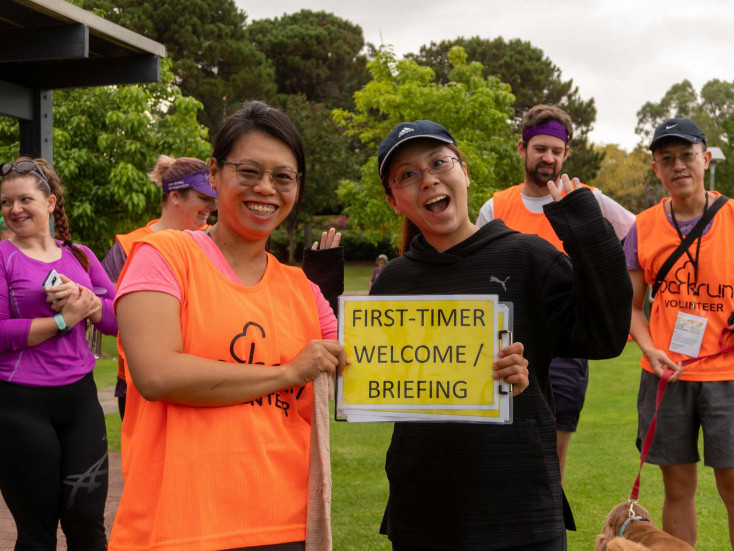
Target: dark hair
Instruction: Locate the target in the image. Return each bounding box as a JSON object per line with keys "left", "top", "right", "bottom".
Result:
{"left": 148, "top": 155, "right": 208, "bottom": 208}
{"left": 212, "top": 101, "right": 306, "bottom": 227}
{"left": 521, "top": 104, "right": 574, "bottom": 142}
{"left": 379, "top": 140, "right": 467, "bottom": 254}
{"left": 1, "top": 157, "right": 90, "bottom": 271}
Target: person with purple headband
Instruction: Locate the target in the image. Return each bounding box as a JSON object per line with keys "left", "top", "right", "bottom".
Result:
{"left": 1, "top": 157, "right": 117, "bottom": 549}
{"left": 101, "top": 155, "right": 217, "bottom": 419}
{"left": 476, "top": 104, "right": 635, "bottom": 484}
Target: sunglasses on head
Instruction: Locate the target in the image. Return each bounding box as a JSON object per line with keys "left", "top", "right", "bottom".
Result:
{"left": 1, "top": 160, "right": 49, "bottom": 185}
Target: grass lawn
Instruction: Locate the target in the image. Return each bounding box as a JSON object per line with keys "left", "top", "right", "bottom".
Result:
{"left": 95, "top": 273, "right": 730, "bottom": 548}
{"left": 344, "top": 261, "right": 375, "bottom": 293}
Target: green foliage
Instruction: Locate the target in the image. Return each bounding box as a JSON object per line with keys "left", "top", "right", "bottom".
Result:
{"left": 278, "top": 95, "right": 365, "bottom": 261}
{"left": 589, "top": 144, "right": 664, "bottom": 214}
{"left": 408, "top": 36, "right": 602, "bottom": 180}
{"left": 6, "top": 61, "right": 211, "bottom": 257}
{"left": 636, "top": 79, "right": 734, "bottom": 197}
{"left": 334, "top": 46, "right": 521, "bottom": 245}
{"left": 245, "top": 10, "right": 370, "bottom": 109}
{"left": 81, "top": 0, "right": 277, "bottom": 134}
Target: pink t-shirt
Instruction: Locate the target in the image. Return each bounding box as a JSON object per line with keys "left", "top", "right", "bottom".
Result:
{"left": 116, "top": 230, "right": 337, "bottom": 339}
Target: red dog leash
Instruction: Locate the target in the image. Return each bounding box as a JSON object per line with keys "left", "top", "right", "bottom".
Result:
{"left": 629, "top": 368, "right": 673, "bottom": 502}
{"left": 630, "top": 326, "right": 733, "bottom": 502}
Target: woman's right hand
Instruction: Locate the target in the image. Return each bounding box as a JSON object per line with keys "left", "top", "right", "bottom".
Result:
{"left": 59, "top": 284, "right": 100, "bottom": 328}
{"left": 284, "top": 339, "right": 348, "bottom": 387}
{"left": 311, "top": 227, "right": 342, "bottom": 250}
{"left": 547, "top": 174, "right": 582, "bottom": 201}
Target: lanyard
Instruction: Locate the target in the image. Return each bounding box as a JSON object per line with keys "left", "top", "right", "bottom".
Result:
{"left": 669, "top": 192, "right": 708, "bottom": 286}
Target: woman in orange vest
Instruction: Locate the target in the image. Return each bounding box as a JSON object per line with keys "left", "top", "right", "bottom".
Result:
{"left": 102, "top": 156, "right": 217, "bottom": 419}
{"left": 109, "top": 101, "right": 347, "bottom": 551}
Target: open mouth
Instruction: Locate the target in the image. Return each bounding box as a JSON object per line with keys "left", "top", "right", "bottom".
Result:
{"left": 424, "top": 195, "right": 450, "bottom": 214}
{"left": 246, "top": 202, "right": 277, "bottom": 215}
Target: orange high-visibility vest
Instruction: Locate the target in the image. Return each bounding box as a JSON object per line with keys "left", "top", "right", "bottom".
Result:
{"left": 110, "top": 230, "right": 321, "bottom": 550}
{"left": 493, "top": 183, "right": 593, "bottom": 253}
{"left": 636, "top": 194, "right": 734, "bottom": 381}
{"left": 114, "top": 220, "right": 158, "bottom": 381}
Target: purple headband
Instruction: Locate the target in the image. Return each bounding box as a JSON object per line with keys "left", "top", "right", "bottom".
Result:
{"left": 522, "top": 120, "right": 569, "bottom": 144}
{"left": 161, "top": 169, "right": 216, "bottom": 197}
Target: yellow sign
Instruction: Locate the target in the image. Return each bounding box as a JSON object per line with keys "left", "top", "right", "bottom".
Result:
{"left": 340, "top": 296, "right": 498, "bottom": 408}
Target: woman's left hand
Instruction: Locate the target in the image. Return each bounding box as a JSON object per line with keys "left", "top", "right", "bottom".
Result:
{"left": 493, "top": 341, "right": 529, "bottom": 396}
{"left": 311, "top": 227, "right": 342, "bottom": 250}
{"left": 46, "top": 273, "right": 78, "bottom": 311}
{"left": 547, "top": 174, "right": 582, "bottom": 202}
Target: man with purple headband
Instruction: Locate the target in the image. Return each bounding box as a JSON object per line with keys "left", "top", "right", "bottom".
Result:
{"left": 477, "top": 104, "right": 635, "bottom": 484}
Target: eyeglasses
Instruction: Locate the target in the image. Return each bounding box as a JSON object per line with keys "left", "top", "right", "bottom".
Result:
{"left": 1, "top": 160, "right": 49, "bottom": 185}
{"left": 390, "top": 156, "right": 459, "bottom": 188}
{"left": 218, "top": 160, "right": 301, "bottom": 192}
{"left": 653, "top": 151, "right": 701, "bottom": 169}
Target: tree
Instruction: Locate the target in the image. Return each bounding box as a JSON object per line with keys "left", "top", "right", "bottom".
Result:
{"left": 636, "top": 79, "right": 734, "bottom": 197}
{"left": 0, "top": 61, "right": 211, "bottom": 256}
{"left": 244, "top": 10, "right": 370, "bottom": 109}
{"left": 334, "top": 46, "right": 521, "bottom": 245}
{"left": 588, "top": 144, "right": 663, "bottom": 214}
{"left": 408, "top": 36, "right": 603, "bottom": 180}
{"left": 278, "top": 94, "right": 363, "bottom": 263}
{"left": 81, "top": 0, "right": 277, "bottom": 134}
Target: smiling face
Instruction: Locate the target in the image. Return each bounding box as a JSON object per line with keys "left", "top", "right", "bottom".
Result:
{"left": 176, "top": 190, "right": 217, "bottom": 230}
{"left": 519, "top": 134, "right": 569, "bottom": 190}
{"left": 386, "top": 139, "right": 476, "bottom": 252}
{"left": 651, "top": 140, "right": 711, "bottom": 200}
{"left": 209, "top": 130, "right": 298, "bottom": 243}
{"left": 0, "top": 175, "right": 55, "bottom": 239}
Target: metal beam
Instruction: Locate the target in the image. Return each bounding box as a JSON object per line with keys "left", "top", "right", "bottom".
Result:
{"left": 0, "top": 55, "right": 161, "bottom": 90}
{"left": 12, "top": 0, "right": 165, "bottom": 57}
{"left": 18, "top": 89, "right": 53, "bottom": 163}
{"left": 0, "top": 79, "right": 33, "bottom": 119}
{"left": 1, "top": 55, "right": 161, "bottom": 88}
{"left": 0, "top": 24, "right": 88, "bottom": 62}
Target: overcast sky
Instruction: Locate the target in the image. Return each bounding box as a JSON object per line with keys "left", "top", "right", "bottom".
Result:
{"left": 237, "top": 0, "right": 734, "bottom": 151}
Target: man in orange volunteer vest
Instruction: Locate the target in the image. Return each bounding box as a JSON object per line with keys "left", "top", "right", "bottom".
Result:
{"left": 476, "top": 104, "right": 635, "bottom": 483}
{"left": 625, "top": 118, "right": 734, "bottom": 548}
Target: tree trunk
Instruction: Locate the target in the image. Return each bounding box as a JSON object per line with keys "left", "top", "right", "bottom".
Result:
{"left": 287, "top": 224, "right": 296, "bottom": 265}
{"left": 304, "top": 221, "right": 313, "bottom": 250}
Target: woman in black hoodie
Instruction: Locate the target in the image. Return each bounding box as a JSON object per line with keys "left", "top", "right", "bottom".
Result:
{"left": 370, "top": 120, "right": 632, "bottom": 551}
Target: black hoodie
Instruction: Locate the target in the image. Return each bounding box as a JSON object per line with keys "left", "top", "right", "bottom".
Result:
{"left": 370, "top": 188, "right": 632, "bottom": 550}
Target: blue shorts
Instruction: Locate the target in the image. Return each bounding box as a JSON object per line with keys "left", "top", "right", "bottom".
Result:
{"left": 549, "top": 357, "right": 589, "bottom": 433}
{"left": 637, "top": 369, "right": 734, "bottom": 468}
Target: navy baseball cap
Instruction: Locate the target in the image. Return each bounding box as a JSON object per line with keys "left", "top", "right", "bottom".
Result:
{"left": 378, "top": 120, "right": 456, "bottom": 177}
{"left": 649, "top": 118, "right": 706, "bottom": 151}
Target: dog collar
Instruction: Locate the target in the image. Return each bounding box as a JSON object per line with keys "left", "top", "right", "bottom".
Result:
{"left": 619, "top": 515, "right": 650, "bottom": 537}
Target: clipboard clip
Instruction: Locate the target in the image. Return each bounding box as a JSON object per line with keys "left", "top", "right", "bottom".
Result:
{"left": 497, "top": 329, "right": 514, "bottom": 395}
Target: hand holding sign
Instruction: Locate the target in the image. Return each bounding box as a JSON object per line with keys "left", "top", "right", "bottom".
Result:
{"left": 493, "top": 342, "right": 528, "bottom": 396}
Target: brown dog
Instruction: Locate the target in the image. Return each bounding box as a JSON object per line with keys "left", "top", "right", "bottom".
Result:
{"left": 594, "top": 501, "right": 695, "bottom": 551}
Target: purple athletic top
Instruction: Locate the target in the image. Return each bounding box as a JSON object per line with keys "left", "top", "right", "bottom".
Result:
{"left": 0, "top": 240, "right": 117, "bottom": 386}
{"left": 624, "top": 203, "right": 711, "bottom": 270}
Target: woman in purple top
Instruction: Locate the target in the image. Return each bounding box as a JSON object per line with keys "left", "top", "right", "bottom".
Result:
{"left": 0, "top": 157, "right": 117, "bottom": 550}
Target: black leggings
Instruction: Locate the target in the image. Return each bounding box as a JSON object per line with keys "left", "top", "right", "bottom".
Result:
{"left": 0, "top": 373, "right": 108, "bottom": 550}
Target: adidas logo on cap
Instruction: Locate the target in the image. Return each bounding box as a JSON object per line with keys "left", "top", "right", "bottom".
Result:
{"left": 398, "top": 127, "right": 414, "bottom": 137}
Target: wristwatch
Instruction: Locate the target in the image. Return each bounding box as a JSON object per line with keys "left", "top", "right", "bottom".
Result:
{"left": 53, "top": 313, "right": 73, "bottom": 336}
